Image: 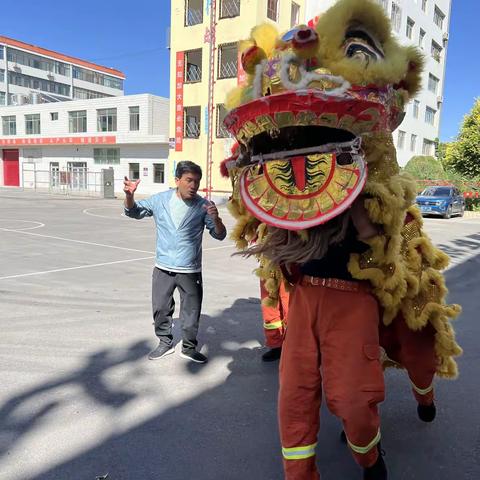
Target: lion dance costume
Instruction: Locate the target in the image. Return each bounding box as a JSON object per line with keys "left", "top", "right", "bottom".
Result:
{"left": 220, "top": 1, "right": 462, "bottom": 478}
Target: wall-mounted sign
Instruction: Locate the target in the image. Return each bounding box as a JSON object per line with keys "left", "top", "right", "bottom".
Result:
{"left": 175, "top": 51, "right": 185, "bottom": 152}
{"left": 0, "top": 136, "right": 116, "bottom": 146}
{"left": 143, "top": 167, "right": 148, "bottom": 176}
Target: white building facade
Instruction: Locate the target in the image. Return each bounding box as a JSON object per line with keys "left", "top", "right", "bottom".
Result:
{"left": 0, "top": 94, "right": 170, "bottom": 196}
{"left": 0, "top": 36, "right": 125, "bottom": 106}
{"left": 306, "top": 0, "right": 451, "bottom": 166}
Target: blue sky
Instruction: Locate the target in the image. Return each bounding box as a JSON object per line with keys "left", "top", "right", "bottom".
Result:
{"left": 1, "top": 0, "right": 476, "bottom": 142}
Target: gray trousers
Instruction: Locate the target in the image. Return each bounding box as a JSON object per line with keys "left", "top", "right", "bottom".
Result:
{"left": 152, "top": 267, "right": 203, "bottom": 351}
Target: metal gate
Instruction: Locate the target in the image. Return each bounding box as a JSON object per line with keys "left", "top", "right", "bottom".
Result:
{"left": 21, "top": 163, "right": 105, "bottom": 197}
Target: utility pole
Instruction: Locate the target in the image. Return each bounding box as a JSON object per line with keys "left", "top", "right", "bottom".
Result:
{"left": 205, "top": 0, "right": 217, "bottom": 200}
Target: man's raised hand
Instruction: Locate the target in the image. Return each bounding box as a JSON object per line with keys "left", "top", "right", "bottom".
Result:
{"left": 124, "top": 176, "right": 140, "bottom": 196}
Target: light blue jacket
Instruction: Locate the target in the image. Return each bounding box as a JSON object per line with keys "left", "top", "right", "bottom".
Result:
{"left": 124, "top": 190, "right": 227, "bottom": 272}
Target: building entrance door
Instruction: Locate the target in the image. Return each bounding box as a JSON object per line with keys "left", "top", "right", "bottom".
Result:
{"left": 2, "top": 149, "right": 20, "bottom": 186}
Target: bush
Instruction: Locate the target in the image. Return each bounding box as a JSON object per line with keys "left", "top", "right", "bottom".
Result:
{"left": 404, "top": 156, "right": 446, "bottom": 180}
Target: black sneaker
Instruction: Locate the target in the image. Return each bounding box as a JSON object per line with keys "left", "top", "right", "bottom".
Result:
{"left": 363, "top": 446, "right": 387, "bottom": 480}
{"left": 180, "top": 349, "right": 208, "bottom": 363}
{"left": 417, "top": 402, "right": 436, "bottom": 422}
{"left": 262, "top": 347, "right": 282, "bottom": 362}
{"left": 148, "top": 343, "right": 175, "bottom": 361}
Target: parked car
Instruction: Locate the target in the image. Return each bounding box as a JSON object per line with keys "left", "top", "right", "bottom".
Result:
{"left": 416, "top": 186, "right": 465, "bottom": 218}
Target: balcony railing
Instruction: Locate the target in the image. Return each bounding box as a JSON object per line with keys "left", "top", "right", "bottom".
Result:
{"left": 220, "top": 0, "right": 240, "bottom": 18}
{"left": 186, "top": 64, "right": 202, "bottom": 82}
{"left": 218, "top": 60, "right": 238, "bottom": 79}
{"left": 186, "top": 8, "right": 203, "bottom": 26}
{"left": 185, "top": 121, "right": 200, "bottom": 138}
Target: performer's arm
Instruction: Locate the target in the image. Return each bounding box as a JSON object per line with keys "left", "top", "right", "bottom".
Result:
{"left": 204, "top": 201, "right": 227, "bottom": 240}
{"left": 123, "top": 176, "right": 140, "bottom": 209}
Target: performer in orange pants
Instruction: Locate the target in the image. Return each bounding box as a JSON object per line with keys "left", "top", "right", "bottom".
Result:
{"left": 279, "top": 279, "right": 385, "bottom": 479}
{"left": 380, "top": 315, "right": 437, "bottom": 420}
{"left": 260, "top": 279, "right": 289, "bottom": 361}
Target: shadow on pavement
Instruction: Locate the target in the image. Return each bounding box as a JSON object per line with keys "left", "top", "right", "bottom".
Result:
{"left": 2, "top": 249, "right": 479, "bottom": 480}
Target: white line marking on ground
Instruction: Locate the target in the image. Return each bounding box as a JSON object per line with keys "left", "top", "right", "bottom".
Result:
{"left": 0, "top": 256, "right": 155, "bottom": 280}
{"left": 204, "top": 244, "right": 234, "bottom": 252}
{"left": 82, "top": 207, "right": 126, "bottom": 219}
{"left": 0, "top": 219, "right": 45, "bottom": 231}
{"left": 0, "top": 228, "right": 155, "bottom": 254}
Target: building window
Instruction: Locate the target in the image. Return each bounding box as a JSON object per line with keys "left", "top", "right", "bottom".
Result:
{"left": 25, "top": 114, "right": 41, "bottom": 135}
{"left": 0, "top": 92, "right": 5, "bottom": 106}
{"left": 72, "top": 66, "right": 123, "bottom": 90}
{"left": 425, "top": 106, "right": 436, "bottom": 125}
{"left": 184, "top": 106, "right": 201, "bottom": 138}
{"left": 8, "top": 71, "right": 70, "bottom": 97}
{"left": 216, "top": 104, "right": 230, "bottom": 138}
{"left": 376, "top": 0, "right": 388, "bottom": 11}
{"left": 291, "top": 2, "right": 301, "bottom": 27}
{"left": 410, "top": 134, "right": 417, "bottom": 152}
{"left": 97, "top": 108, "right": 117, "bottom": 132}
{"left": 0, "top": 69, "right": 4, "bottom": 83}
{"left": 185, "top": 0, "right": 203, "bottom": 26}
{"left": 428, "top": 74, "right": 440, "bottom": 94}
{"left": 154, "top": 163, "right": 165, "bottom": 183}
{"left": 397, "top": 130, "right": 406, "bottom": 149}
{"left": 423, "top": 138, "right": 435, "bottom": 156}
{"left": 50, "top": 112, "right": 59, "bottom": 121}
{"left": 129, "top": 106, "right": 140, "bottom": 131}
{"left": 220, "top": 0, "right": 240, "bottom": 19}
{"left": 73, "top": 87, "right": 110, "bottom": 100}
{"left": 406, "top": 17, "right": 415, "bottom": 39}
{"left": 267, "top": 0, "right": 279, "bottom": 21}
{"left": 0, "top": 47, "right": 3, "bottom": 60}
{"left": 434, "top": 6, "right": 445, "bottom": 29}
{"left": 93, "top": 148, "right": 120, "bottom": 164}
{"left": 2, "top": 116, "right": 16, "bottom": 135}
{"left": 422, "top": 0, "right": 427, "bottom": 12}
{"left": 431, "top": 40, "right": 442, "bottom": 62}
{"left": 7, "top": 47, "right": 70, "bottom": 76}
{"left": 69, "top": 110, "right": 87, "bottom": 133}
{"left": 390, "top": 3, "right": 402, "bottom": 32}
{"left": 185, "top": 49, "right": 202, "bottom": 83}
{"left": 413, "top": 100, "right": 420, "bottom": 119}
{"left": 419, "top": 29, "right": 426, "bottom": 49}
{"left": 129, "top": 163, "right": 140, "bottom": 180}
{"left": 218, "top": 43, "right": 238, "bottom": 79}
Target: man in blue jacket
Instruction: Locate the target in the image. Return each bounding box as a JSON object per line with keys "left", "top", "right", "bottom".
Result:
{"left": 124, "top": 161, "right": 227, "bottom": 363}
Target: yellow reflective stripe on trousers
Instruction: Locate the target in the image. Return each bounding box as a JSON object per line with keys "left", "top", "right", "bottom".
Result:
{"left": 282, "top": 442, "right": 317, "bottom": 460}
{"left": 263, "top": 320, "right": 283, "bottom": 330}
{"left": 411, "top": 381, "right": 434, "bottom": 395}
{"left": 347, "top": 430, "right": 381, "bottom": 455}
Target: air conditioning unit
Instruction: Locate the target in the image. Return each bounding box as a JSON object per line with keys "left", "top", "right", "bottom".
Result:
{"left": 47, "top": 73, "right": 54, "bottom": 80}
{"left": 442, "top": 32, "right": 449, "bottom": 42}
{"left": 437, "top": 96, "right": 444, "bottom": 104}
{"left": 17, "top": 94, "right": 29, "bottom": 105}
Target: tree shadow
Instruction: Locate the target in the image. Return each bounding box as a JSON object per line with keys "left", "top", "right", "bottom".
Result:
{"left": 0, "top": 341, "right": 151, "bottom": 464}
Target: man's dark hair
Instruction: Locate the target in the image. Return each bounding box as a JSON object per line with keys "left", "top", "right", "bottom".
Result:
{"left": 175, "top": 161, "right": 202, "bottom": 179}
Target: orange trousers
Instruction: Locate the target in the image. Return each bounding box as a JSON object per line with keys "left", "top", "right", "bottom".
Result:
{"left": 260, "top": 280, "right": 289, "bottom": 348}
{"left": 380, "top": 314, "right": 437, "bottom": 405}
{"left": 279, "top": 282, "right": 385, "bottom": 479}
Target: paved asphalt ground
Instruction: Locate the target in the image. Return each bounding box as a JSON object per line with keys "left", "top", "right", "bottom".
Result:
{"left": 0, "top": 188, "right": 479, "bottom": 480}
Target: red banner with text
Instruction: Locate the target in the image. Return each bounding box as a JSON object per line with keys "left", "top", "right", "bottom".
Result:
{"left": 175, "top": 51, "right": 185, "bottom": 152}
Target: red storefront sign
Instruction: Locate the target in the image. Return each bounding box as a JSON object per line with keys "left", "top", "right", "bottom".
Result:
{"left": 0, "top": 136, "right": 116, "bottom": 146}
{"left": 175, "top": 51, "right": 185, "bottom": 152}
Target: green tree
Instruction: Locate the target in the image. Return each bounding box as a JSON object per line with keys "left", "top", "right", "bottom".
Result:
{"left": 446, "top": 98, "right": 480, "bottom": 177}
{"left": 404, "top": 155, "right": 446, "bottom": 180}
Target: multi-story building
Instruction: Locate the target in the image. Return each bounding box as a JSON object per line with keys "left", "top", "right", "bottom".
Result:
{"left": 306, "top": 0, "right": 451, "bottom": 166}
{"left": 169, "top": 0, "right": 306, "bottom": 197}
{"left": 0, "top": 36, "right": 125, "bottom": 107}
{"left": 0, "top": 94, "right": 169, "bottom": 195}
